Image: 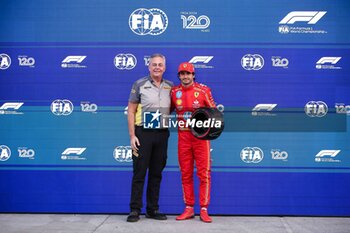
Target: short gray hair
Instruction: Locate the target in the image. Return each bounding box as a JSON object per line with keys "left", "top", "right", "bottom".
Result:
{"left": 149, "top": 53, "right": 166, "bottom": 66}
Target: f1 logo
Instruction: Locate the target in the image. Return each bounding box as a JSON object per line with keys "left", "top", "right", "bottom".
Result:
{"left": 62, "top": 148, "right": 86, "bottom": 155}
{"left": 0, "top": 102, "right": 23, "bottom": 110}
{"left": 279, "top": 11, "right": 326, "bottom": 24}
{"left": 252, "top": 104, "right": 277, "bottom": 112}
{"left": 189, "top": 56, "right": 213, "bottom": 64}
{"left": 315, "top": 150, "right": 340, "bottom": 158}
{"left": 62, "top": 56, "right": 86, "bottom": 63}
{"left": 316, "top": 57, "right": 341, "bottom": 65}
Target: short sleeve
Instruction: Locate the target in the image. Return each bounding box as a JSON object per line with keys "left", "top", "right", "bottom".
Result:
{"left": 128, "top": 82, "right": 140, "bottom": 103}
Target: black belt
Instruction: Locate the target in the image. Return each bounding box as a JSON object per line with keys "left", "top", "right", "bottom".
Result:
{"left": 135, "top": 126, "right": 169, "bottom": 132}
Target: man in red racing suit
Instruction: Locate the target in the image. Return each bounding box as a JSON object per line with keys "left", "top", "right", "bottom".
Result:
{"left": 171, "top": 62, "right": 216, "bottom": 223}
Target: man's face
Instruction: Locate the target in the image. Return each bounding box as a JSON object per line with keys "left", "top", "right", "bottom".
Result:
{"left": 179, "top": 71, "right": 195, "bottom": 86}
{"left": 149, "top": 56, "right": 166, "bottom": 79}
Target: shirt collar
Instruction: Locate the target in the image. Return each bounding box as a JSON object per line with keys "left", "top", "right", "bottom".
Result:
{"left": 148, "top": 75, "right": 163, "bottom": 85}
{"left": 181, "top": 82, "right": 195, "bottom": 90}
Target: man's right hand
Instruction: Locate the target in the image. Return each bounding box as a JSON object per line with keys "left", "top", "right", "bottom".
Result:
{"left": 130, "top": 135, "right": 140, "bottom": 151}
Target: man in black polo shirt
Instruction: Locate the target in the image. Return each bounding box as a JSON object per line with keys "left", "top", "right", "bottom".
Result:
{"left": 127, "top": 53, "right": 173, "bottom": 222}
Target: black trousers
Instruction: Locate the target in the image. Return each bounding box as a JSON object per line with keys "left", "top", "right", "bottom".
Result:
{"left": 129, "top": 127, "right": 169, "bottom": 213}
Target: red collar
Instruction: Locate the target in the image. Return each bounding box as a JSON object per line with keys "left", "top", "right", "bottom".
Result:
{"left": 181, "top": 82, "right": 196, "bottom": 91}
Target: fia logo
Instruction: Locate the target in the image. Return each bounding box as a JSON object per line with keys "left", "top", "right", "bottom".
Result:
{"left": 114, "top": 54, "right": 137, "bottom": 70}
{"left": 51, "top": 99, "right": 74, "bottom": 116}
{"left": 129, "top": 8, "right": 168, "bottom": 35}
{"left": 0, "top": 53, "right": 11, "bottom": 70}
{"left": 240, "top": 147, "right": 264, "bottom": 163}
{"left": 144, "top": 110, "right": 162, "bottom": 129}
{"left": 304, "top": 101, "right": 328, "bottom": 117}
{"left": 278, "top": 25, "right": 290, "bottom": 34}
{"left": 0, "top": 145, "right": 11, "bottom": 161}
{"left": 113, "top": 146, "right": 132, "bottom": 162}
{"left": 241, "top": 54, "right": 264, "bottom": 70}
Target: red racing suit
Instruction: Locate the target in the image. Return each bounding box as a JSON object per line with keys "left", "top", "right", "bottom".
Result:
{"left": 171, "top": 82, "right": 216, "bottom": 207}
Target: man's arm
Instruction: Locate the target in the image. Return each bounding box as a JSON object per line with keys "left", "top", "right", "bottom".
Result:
{"left": 128, "top": 102, "right": 140, "bottom": 151}
{"left": 204, "top": 87, "right": 216, "bottom": 108}
{"left": 170, "top": 88, "right": 176, "bottom": 113}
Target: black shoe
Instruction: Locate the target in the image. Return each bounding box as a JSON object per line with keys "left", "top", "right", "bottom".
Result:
{"left": 145, "top": 210, "right": 167, "bottom": 220}
{"left": 127, "top": 211, "right": 140, "bottom": 222}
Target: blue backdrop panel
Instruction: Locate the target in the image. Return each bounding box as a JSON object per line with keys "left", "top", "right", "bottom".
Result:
{"left": 1, "top": 0, "right": 350, "bottom": 216}
{"left": 1, "top": 0, "right": 349, "bottom": 43}
{"left": 1, "top": 170, "right": 349, "bottom": 216}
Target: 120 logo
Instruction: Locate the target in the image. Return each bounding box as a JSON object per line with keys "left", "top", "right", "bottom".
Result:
{"left": 81, "top": 102, "right": 98, "bottom": 113}
{"left": 18, "top": 56, "right": 35, "bottom": 67}
{"left": 18, "top": 148, "right": 35, "bottom": 158}
{"left": 181, "top": 15, "right": 210, "bottom": 30}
